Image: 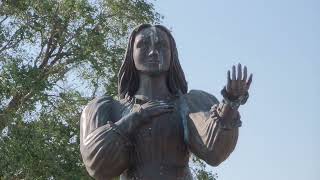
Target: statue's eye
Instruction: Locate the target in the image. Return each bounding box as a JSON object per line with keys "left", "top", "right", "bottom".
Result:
{"left": 157, "top": 41, "right": 168, "bottom": 49}
{"left": 136, "top": 40, "right": 146, "bottom": 48}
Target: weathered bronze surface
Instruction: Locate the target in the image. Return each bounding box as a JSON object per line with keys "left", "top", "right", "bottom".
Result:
{"left": 80, "top": 24, "right": 253, "bottom": 180}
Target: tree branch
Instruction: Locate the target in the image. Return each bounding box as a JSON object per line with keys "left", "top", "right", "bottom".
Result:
{"left": 0, "top": 31, "right": 23, "bottom": 53}
{"left": 34, "top": 31, "right": 46, "bottom": 67}
{"left": 0, "top": 15, "right": 8, "bottom": 25}
{"left": 39, "top": 30, "right": 54, "bottom": 69}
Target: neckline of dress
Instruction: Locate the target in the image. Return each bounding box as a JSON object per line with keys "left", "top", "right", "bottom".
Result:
{"left": 133, "top": 94, "right": 178, "bottom": 105}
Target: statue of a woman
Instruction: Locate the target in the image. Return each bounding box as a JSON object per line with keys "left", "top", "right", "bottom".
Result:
{"left": 80, "top": 24, "right": 253, "bottom": 180}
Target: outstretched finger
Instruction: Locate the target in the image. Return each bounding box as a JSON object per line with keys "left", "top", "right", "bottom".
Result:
{"left": 243, "top": 66, "right": 247, "bottom": 81}
{"left": 144, "top": 101, "right": 159, "bottom": 107}
{"left": 232, "top": 65, "right": 236, "bottom": 80}
{"left": 143, "top": 101, "right": 171, "bottom": 109}
{"left": 150, "top": 103, "right": 174, "bottom": 109}
{"left": 246, "top": 73, "right": 253, "bottom": 90}
{"left": 227, "top": 70, "right": 231, "bottom": 91}
{"left": 237, "top": 63, "right": 242, "bottom": 80}
{"left": 149, "top": 108, "right": 174, "bottom": 118}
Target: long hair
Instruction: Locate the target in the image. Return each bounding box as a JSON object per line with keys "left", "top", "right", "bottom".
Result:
{"left": 118, "top": 24, "right": 188, "bottom": 99}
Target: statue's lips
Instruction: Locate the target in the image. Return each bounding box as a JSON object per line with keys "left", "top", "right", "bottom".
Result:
{"left": 145, "top": 60, "right": 160, "bottom": 64}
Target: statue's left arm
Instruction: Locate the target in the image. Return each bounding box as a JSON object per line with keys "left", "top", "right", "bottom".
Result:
{"left": 185, "top": 90, "right": 240, "bottom": 166}
{"left": 186, "top": 64, "right": 252, "bottom": 166}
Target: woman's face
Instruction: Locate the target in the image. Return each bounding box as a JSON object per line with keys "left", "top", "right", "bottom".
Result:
{"left": 133, "top": 26, "right": 171, "bottom": 75}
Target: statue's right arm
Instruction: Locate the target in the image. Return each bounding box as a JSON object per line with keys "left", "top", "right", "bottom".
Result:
{"left": 80, "top": 96, "right": 141, "bottom": 180}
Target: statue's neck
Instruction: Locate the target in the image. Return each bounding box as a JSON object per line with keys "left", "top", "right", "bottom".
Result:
{"left": 135, "top": 73, "right": 171, "bottom": 101}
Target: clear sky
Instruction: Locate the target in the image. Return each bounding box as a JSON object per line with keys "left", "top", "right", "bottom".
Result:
{"left": 154, "top": 0, "right": 320, "bottom": 179}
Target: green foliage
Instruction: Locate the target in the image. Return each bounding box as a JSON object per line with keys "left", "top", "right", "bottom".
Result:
{"left": 0, "top": 0, "right": 160, "bottom": 179}
{"left": 191, "top": 156, "right": 218, "bottom": 180}
{"left": 0, "top": 92, "right": 88, "bottom": 179}
{"left": 0, "top": 0, "right": 215, "bottom": 179}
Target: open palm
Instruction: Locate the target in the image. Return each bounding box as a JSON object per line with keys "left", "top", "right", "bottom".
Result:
{"left": 226, "top": 63, "right": 253, "bottom": 98}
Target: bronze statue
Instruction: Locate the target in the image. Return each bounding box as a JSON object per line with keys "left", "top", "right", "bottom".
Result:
{"left": 80, "top": 24, "right": 253, "bottom": 180}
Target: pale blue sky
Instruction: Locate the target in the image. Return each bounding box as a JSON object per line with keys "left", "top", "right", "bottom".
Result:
{"left": 155, "top": 0, "right": 320, "bottom": 179}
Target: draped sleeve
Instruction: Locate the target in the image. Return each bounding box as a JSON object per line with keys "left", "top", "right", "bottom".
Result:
{"left": 185, "top": 90, "right": 240, "bottom": 166}
{"left": 80, "top": 96, "right": 130, "bottom": 179}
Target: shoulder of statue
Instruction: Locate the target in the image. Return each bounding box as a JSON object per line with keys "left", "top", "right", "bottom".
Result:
{"left": 84, "top": 95, "right": 125, "bottom": 123}
{"left": 184, "top": 90, "right": 219, "bottom": 111}
{"left": 86, "top": 95, "right": 115, "bottom": 108}
{"left": 187, "top": 90, "right": 219, "bottom": 103}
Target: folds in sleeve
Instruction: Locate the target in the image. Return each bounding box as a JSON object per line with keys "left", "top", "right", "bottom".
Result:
{"left": 185, "top": 90, "right": 239, "bottom": 167}
{"left": 80, "top": 96, "right": 130, "bottom": 179}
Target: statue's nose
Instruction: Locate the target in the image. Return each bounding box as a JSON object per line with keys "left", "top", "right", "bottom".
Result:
{"left": 148, "top": 49, "right": 159, "bottom": 58}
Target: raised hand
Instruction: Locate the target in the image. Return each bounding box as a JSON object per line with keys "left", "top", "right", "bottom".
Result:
{"left": 140, "top": 101, "right": 175, "bottom": 119}
{"left": 226, "top": 63, "right": 252, "bottom": 99}
{"left": 130, "top": 100, "right": 175, "bottom": 125}
{"left": 117, "top": 101, "right": 175, "bottom": 135}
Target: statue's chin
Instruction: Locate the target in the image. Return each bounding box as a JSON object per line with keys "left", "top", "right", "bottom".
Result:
{"left": 138, "top": 68, "right": 168, "bottom": 76}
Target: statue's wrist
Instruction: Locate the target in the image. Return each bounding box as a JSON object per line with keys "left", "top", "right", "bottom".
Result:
{"left": 218, "top": 101, "right": 238, "bottom": 118}
{"left": 108, "top": 121, "right": 132, "bottom": 146}
{"left": 116, "top": 112, "right": 142, "bottom": 136}
{"left": 221, "top": 87, "right": 249, "bottom": 110}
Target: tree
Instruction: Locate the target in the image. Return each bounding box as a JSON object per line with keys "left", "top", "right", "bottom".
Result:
{"left": 191, "top": 156, "right": 218, "bottom": 180}
{"left": 0, "top": 0, "right": 160, "bottom": 178}
{"left": 0, "top": 0, "right": 161, "bottom": 130}
{"left": 0, "top": 0, "right": 216, "bottom": 179}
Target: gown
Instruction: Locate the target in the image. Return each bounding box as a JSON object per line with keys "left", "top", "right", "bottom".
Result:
{"left": 80, "top": 90, "right": 241, "bottom": 180}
